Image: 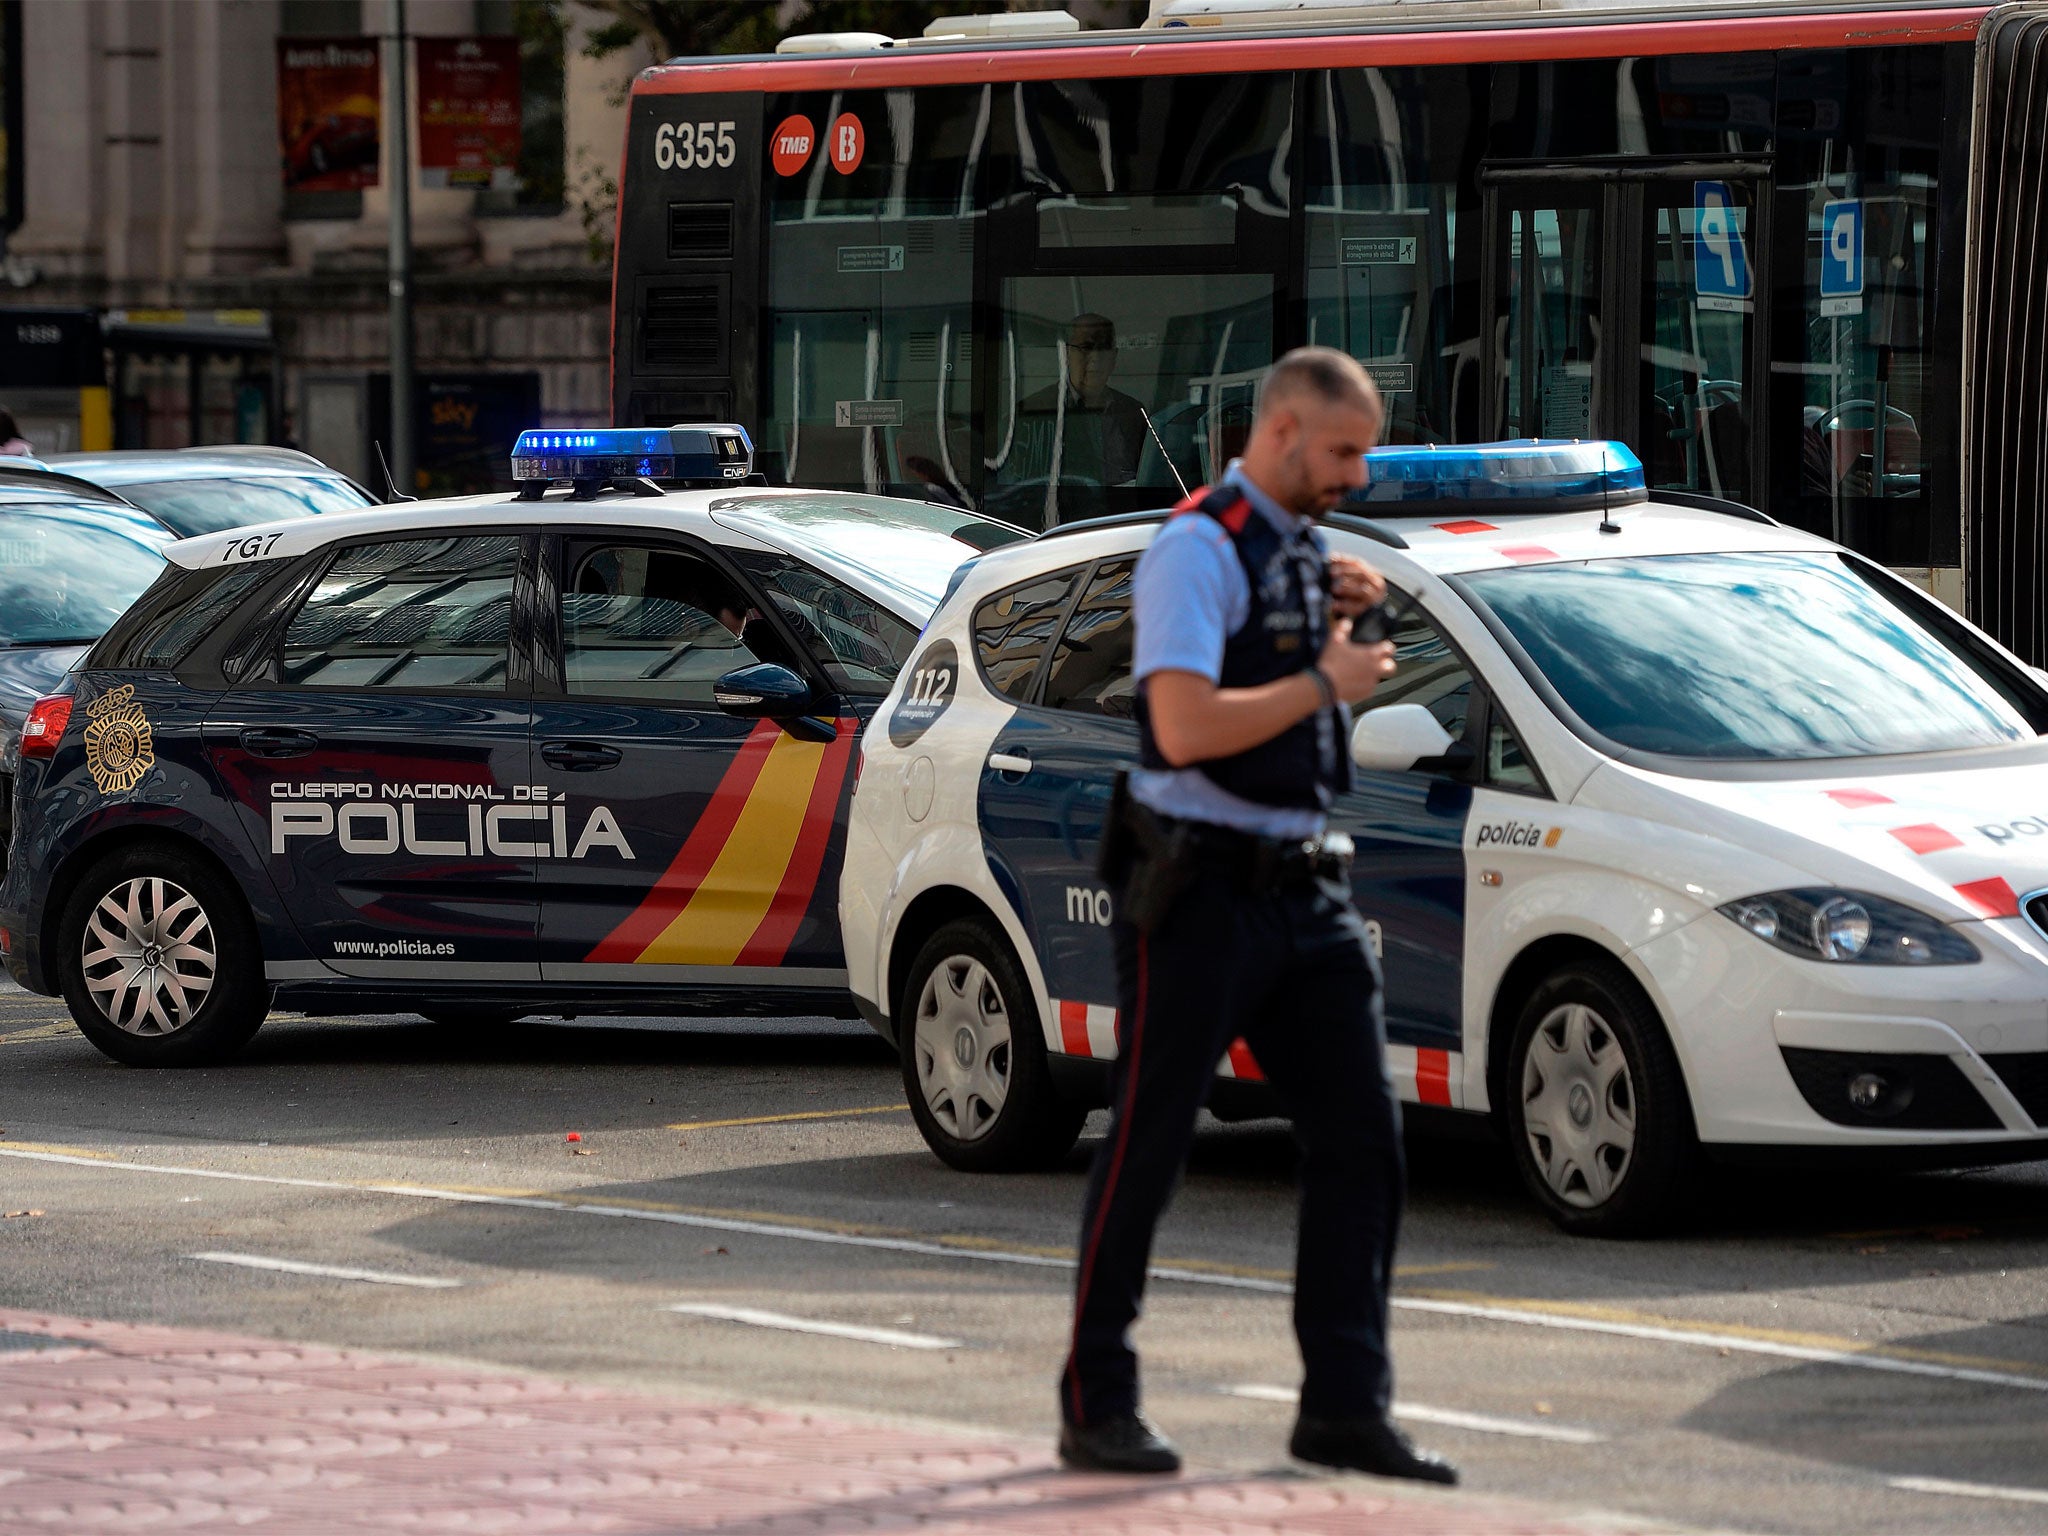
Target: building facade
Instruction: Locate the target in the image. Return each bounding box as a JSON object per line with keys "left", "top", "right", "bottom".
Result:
{"left": 2, "top": 0, "right": 647, "bottom": 493}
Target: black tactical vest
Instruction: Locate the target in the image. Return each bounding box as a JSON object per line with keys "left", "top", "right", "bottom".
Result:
{"left": 1135, "top": 483, "right": 1352, "bottom": 813}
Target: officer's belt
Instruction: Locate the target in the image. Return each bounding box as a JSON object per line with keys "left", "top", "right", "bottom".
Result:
{"left": 1141, "top": 808, "right": 1354, "bottom": 891}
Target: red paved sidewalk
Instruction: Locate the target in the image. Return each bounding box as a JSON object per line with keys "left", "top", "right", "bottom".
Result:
{"left": 0, "top": 1309, "right": 1675, "bottom": 1534}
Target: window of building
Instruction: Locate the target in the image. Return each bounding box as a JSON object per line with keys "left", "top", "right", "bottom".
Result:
{"left": 973, "top": 566, "right": 1083, "bottom": 701}
{"left": 281, "top": 534, "right": 516, "bottom": 690}
{"left": 475, "top": 0, "right": 565, "bottom": 216}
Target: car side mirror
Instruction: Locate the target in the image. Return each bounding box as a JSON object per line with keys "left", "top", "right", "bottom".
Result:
{"left": 714, "top": 662, "right": 815, "bottom": 719}
{"left": 1351, "top": 703, "right": 1456, "bottom": 772}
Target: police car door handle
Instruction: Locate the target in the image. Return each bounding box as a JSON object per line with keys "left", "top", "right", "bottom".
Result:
{"left": 541, "top": 740, "right": 623, "bottom": 772}
{"left": 239, "top": 727, "right": 319, "bottom": 760}
{"left": 988, "top": 751, "right": 1034, "bottom": 775}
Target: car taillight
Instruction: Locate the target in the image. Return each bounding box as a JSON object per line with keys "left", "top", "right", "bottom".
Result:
{"left": 19, "top": 696, "right": 72, "bottom": 760}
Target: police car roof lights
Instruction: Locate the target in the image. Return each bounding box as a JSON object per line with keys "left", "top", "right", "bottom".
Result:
{"left": 510, "top": 424, "right": 756, "bottom": 500}
{"left": 1350, "top": 439, "right": 1647, "bottom": 510}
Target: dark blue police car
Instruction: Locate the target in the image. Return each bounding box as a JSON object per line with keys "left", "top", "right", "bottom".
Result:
{"left": 1, "top": 427, "right": 1022, "bottom": 1065}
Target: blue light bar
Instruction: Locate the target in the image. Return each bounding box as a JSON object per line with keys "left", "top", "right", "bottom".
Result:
{"left": 510, "top": 424, "right": 754, "bottom": 488}
{"left": 1351, "top": 440, "right": 1646, "bottom": 506}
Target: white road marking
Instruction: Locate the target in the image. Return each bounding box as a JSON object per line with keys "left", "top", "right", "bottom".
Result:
{"left": 666, "top": 1303, "right": 960, "bottom": 1351}
{"left": 10, "top": 1147, "right": 2048, "bottom": 1397}
{"left": 188, "top": 1251, "right": 462, "bottom": 1288}
{"left": 1226, "top": 1384, "right": 1606, "bottom": 1445}
{"left": 1392, "top": 1295, "right": 2048, "bottom": 1395}
{"left": 1891, "top": 1475, "right": 2048, "bottom": 1506}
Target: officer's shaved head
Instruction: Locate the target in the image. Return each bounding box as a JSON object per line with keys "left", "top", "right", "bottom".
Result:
{"left": 1242, "top": 348, "right": 1383, "bottom": 517}
{"left": 1257, "top": 347, "right": 1382, "bottom": 422}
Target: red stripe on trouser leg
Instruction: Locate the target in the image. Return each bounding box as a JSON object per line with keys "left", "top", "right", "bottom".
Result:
{"left": 1416, "top": 1048, "right": 1452, "bottom": 1106}
{"left": 1059, "top": 1000, "right": 1091, "bottom": 1057}
{"left": 1065, "top": 933, "right": 1148, "bottom": 1428}
{"left": 1227, "top": 1038, "right": 1263, "bottom": 1081}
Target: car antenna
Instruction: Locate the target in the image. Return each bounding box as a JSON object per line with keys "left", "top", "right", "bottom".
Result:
{"left": 1138, "top": 406, "right": 1190, "bottom": 499}
{"left": 373, "top": 440, "right": 418, "bottom": 503}
{"left": 1596, "top": 441, "right": 1621, "bottom": 535}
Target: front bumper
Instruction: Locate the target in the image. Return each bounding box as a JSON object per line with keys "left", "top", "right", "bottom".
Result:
{"left": 1635, "top": 912, "right": 2048, "bottom": 1147}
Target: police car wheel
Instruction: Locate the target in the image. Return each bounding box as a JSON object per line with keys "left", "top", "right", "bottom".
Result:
{"left": 58, "top": 844, "right": 269, "bottom": 1067}
{"left": 1505, "top": 958, "right": 1696, "bottom": 1237}
{"left": 899, "top": 919, "right": 1083, "bottom": 1173}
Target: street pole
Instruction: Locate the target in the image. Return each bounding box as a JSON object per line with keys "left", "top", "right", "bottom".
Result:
{"left": 387, "top": 0, "right": 415, "bottom": 498}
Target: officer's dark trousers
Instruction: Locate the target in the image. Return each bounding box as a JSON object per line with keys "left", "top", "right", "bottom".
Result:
{"left": 1059, "top": 859, "right": 1405, "bottom": 1429}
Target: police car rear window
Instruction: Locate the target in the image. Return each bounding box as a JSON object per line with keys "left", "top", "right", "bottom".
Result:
{"left": 92, "top": 562, "right": 273, "bottom": 670}
{"left": 974, "top": 565, "right": 1084, "bottom": 702}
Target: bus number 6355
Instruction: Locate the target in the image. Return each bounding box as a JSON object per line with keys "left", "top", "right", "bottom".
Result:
{"left": 654, "top": 120, "right": 736, "bottom": 171}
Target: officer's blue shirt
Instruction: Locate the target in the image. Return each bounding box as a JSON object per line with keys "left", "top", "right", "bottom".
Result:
{"left": 1128, "top": 462, "right": 1348, "bottom": 840}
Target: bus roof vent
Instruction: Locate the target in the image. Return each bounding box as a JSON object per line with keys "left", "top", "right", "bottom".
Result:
{"left": 774, "top": 31, "right": 892, "bottom": 54}
{"left": 920, "top": 10, "right": 1082, "bottom": 40}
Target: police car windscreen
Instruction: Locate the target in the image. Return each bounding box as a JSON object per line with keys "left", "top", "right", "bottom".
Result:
{"left": 0, "top": 511, "right": 166, "bottom": 647}
{"left": 115, "top": 474, "right": 373, "bottom": 539}
{"left": 1465, "top": 551, "right": 2047, "bottom": 761}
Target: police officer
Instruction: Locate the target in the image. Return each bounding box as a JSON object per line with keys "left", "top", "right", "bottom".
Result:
{"left": 1057, "top": 348, "right": 1456, "bottom": 1485}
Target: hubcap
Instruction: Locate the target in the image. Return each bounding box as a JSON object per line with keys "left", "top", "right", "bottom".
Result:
{"left": 1520, "top": 1003, "right": 1636, "bottom": 1209}
{"left": 912, "top": 954, "right": 1012, "bottom": 1141}
{"left": 80, "top": 876, "right": 217, "bottom": 1036}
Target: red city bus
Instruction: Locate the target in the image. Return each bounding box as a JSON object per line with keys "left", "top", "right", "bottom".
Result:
{"left": 612, "top": 1, "right": 2048, "bottom": 659}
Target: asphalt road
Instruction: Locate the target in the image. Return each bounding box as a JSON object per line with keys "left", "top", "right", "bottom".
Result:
{"left": 5, "top": 981, "right": 2048, "bottom": 1534}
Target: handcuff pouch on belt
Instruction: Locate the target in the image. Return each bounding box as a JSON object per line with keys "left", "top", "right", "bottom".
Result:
{"left": 1099, "top": 771, "right": 1198, "bottom": 934}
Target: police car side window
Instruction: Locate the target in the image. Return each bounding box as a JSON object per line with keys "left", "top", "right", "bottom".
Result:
{"left": 560, "top": 541, "right": 768, "bottom": 704}
{"left": 1368, "top": 606, "right": 1474, "bottom": 740}
{"left": 280, "top": 535, "right": 517, "bottom": 692}
{"left": 974, "top": 565, "right": 1085, "bottom": 702}
{"left": 1372, "top": 597, "right": 1542, "bottom": 792}
{"left": 1041, "top": 558, "right": 1137, "bottom": 718}
{"left": 732, "top": 549, "right": 917, "bottom": 696}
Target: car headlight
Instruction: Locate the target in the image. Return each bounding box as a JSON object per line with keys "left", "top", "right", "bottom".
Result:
{"left": 1717, "top": 888, "right": 1979, "bottom": 965}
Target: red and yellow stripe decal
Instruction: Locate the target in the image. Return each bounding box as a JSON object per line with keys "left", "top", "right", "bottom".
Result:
{"left": 588, "top": 718, "right": 857, "bottom": 966}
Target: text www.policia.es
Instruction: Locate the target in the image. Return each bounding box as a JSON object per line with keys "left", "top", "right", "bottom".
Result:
{"left": 332, "top": 941, "right": 457, "bottom": 958}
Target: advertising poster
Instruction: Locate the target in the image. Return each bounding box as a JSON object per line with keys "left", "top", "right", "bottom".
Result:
{"left": 417, "top": 37, "right": 521, "bottom": 190}
{"left": 275, "top": 38, "right": 381, "bottom": 192}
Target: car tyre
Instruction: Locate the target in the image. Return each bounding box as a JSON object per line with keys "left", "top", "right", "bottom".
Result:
{"left": 1504, "top": 956, "right": 1696, "bottom": 1237}
{"left": 57, "top": 842, "right": 270, "bottom": 1067}
{"left": 899, "top": 917, "right": 1083, "bottom": 1172}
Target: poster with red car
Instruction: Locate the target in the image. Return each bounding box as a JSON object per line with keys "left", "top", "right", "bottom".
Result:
{"left": 276, "top": 38, "right": 381, "bottom": 192}
{"left": 417, "top": 37, "right": 521, "bottom": 190}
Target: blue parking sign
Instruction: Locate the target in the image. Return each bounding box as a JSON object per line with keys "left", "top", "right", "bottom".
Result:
{"left": 1821, "top": 199, "right": 1864, "bottom": 298}
{"left": 1694, "top": 181, "right": 1752, "bottom": 300}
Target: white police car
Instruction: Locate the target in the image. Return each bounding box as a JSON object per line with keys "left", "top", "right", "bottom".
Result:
{"left": 842, "top": 442, "right": 2048, "bottom": 1235}
{"left": 2, "top": 426, "right": 1021, "bottom": 1064}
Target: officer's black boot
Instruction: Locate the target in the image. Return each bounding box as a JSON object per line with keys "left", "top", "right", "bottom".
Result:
{"left": 1288, "top": 1415, "right": 1459, "bottom": 1484}
{"left": 1058, "top": 1413, "right": 1182, "bottom": 1474}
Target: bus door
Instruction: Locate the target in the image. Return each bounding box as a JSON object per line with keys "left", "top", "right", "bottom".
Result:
{"left": 1481, "top": 163, "right": 1771, "bottom": 506}
{"left": 979, "top": 190, "right": 1287, "bottom": 530}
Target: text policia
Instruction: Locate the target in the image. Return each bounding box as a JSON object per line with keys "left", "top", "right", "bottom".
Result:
{"left": 268, "top": 781, "right": 635, "bottom": 861}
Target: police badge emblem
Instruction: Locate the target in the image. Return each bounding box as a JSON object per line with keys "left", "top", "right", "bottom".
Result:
{"left": 83, "top": 683, "right": 155, "bottom": 795}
